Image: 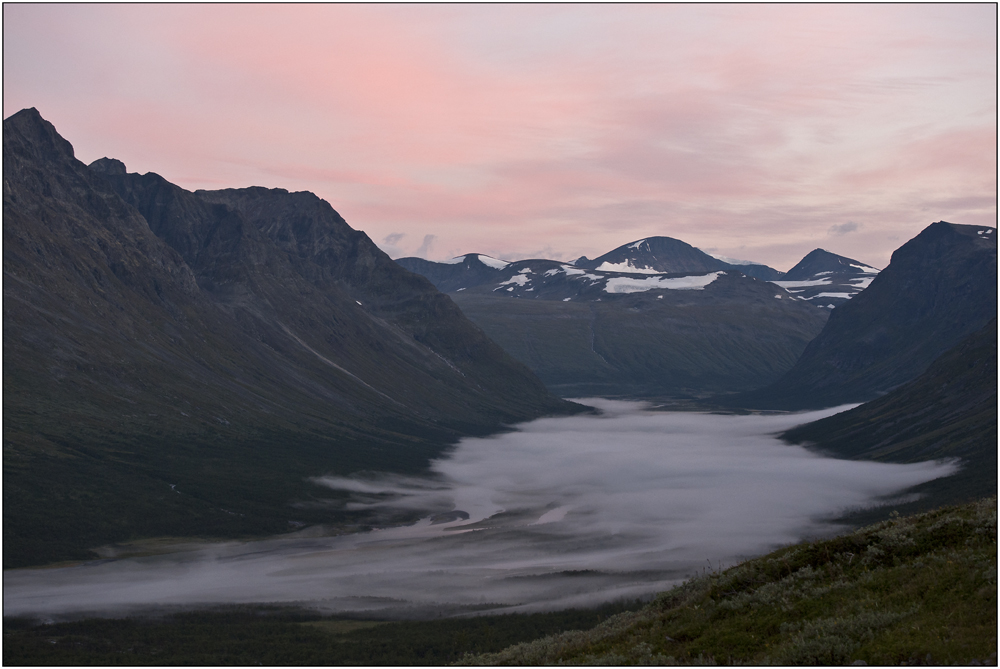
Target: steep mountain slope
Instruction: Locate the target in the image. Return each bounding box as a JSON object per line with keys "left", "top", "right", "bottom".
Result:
{"left": 772, "top": 249, "right": 880, "bottom": 308}
{"left": 782, "top": 318, "right": 997, "bottom": 512}
{"left": 737, "top": 222, "right": 997, "bottom": 410}
{"left": 3, "top": 108, "right": 577, "bottom": 567}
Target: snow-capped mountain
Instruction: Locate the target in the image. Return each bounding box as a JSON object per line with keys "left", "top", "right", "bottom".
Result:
{"left": 398, "top": 240, "right": 874, "bottom": 307}
{"left": 771, "top": 249, "right": 880, "bottom": 308}
{"left": 397, "top": 245, "right": 831, "bottom": 397}
{"left": 575, "top": 236, "right": 784, "bottom": 280}
{"left": 395, "top": 253, "right": 508, "bottom": 292}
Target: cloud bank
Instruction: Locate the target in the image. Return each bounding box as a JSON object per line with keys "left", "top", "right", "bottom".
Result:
{"left": 3, "top": 401, "right": 959, "bottom": 620}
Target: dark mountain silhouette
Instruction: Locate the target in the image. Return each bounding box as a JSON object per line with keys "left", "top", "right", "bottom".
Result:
{"left": 737, "top": 221, "right": 997, "bottom": 410}
{"left": 3, "top": 108, "right": 578, "bottom": 567}
{"left": 782, "top": 318, "right": 996, "bottom": 513}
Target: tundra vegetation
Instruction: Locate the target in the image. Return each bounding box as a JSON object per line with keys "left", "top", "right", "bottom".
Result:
{"left": 4, "top": 498, "right": 994, "bottom": 665}
{"left": 465, "top": 497, "right": 996, "bottom": 666}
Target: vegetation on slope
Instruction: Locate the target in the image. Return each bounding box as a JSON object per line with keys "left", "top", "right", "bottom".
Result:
{"left": 465, "top": 497, "right": 997, "bottom": 666}
{"left": 5, "top": 500, "right": 992, "bottom": 665}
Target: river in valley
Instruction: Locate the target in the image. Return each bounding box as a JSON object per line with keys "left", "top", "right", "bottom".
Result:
{"left": 4, "top": 400, "right": 960, "bottom": 620}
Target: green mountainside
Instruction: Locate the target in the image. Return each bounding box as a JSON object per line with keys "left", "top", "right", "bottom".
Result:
{"left": 3, "top": 108, "right": 579, "bottom": 568}
{"left": 467, "top": 498, "right": 996, "bottom": 666}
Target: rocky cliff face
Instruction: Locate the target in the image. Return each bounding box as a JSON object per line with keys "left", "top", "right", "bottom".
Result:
{"left": 3, "top": 108, "right": 577, "bottom": 567}
{"left": 741, "top": 221, "right": 997, "bottom": 409}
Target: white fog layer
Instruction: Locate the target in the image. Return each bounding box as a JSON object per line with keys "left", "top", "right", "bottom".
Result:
{"left": 4, "top": 401, "right": 959, "bottom": 619}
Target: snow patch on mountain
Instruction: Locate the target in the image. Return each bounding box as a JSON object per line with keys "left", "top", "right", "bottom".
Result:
{"left": 596, "top": 260, "right": 661, "bottom": 274}
{"left": 478, "top": 255, "right": 511, "bottom": 270}
{"left": 808, "top": 292, "right": 854, "bottom": 300}
{"left": 704, "top": 252, "right": 767, "bottom": 267}
{"left": 773, "top": 278, "right": 834, "bottom": 289}
{"left": 849, "top": 263, "right": 880, "bottom": 274}
{"left": 604, "top": 272, "right": 724, "bottom": 294}
{"left": 497, "top": 274, "right": 531, "bottom": 288}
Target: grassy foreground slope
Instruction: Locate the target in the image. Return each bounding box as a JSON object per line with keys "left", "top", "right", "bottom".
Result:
{"left": 466, "top": 497, "right": 996, "bottom": 666}
{"left": 3, "top": 500, "right": 994, "bottom": 665}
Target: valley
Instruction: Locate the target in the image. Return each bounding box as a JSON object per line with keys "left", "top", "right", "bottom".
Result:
{"left": 3, "top": 109, "right": 996, "bottom": 666}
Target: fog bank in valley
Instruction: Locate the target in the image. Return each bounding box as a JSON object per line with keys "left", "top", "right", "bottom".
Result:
{"left": 4, "top": 400, "right": 959, "bottom": 619}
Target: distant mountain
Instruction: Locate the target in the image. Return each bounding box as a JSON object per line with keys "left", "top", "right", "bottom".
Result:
{"left": 3, "top": 108, "right": 578, "bottom": 567}
{"left": 576, "top": 236, "right": 784, "bottom": 280}
{"left": 399, "top": 240, "right": 873, "bottom": 300}
{"left": 771, "top": 249, "right": 880, "bottom": 308}
{"left": 395, "top": 237, "right": 848, "bottom": 398}
{"left": 395, "top": 238, "right": 900, "bottom": 398}
{"left": 700, "top": 251, "right": 786, "bottom": 281}
{"left": 395, "top": 253, "right": 508, "bottom": 292}
{"left": 449, "top": 268, "right": 829, "bottom": 397}
{"left": 398, "top": 250, "right": 829, "bottom": 397}
{"left": 738, "top": 222, "right": 997, "bottom": 410}
{"left": 782, "top": 318, "right": 996, "bottom": 513}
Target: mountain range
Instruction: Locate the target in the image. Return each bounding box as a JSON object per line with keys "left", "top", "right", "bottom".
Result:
{"left": 3, "top": 108, "right": 579, "bottom": 567}
{"left": 396, "top": 237, "right": 881, "bottom": 397}
{"left": 4, "top": 107, "right": 996, "bottom": 572}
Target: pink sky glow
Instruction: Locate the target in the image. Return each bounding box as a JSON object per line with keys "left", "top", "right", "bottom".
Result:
{"left": 4, "top": 4, "right": 996, "bottom": 270}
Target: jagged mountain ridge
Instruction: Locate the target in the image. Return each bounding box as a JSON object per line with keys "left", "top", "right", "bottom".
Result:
{"left": 3, "top": 108, "right": 578, "bottom": 567}
{"left": 739, "top": 221, "right": 997, "bottom": 410}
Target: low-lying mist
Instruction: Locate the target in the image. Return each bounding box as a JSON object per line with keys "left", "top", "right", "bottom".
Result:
{"left": 4, "top": 400, "right": 959, "bottom": 620}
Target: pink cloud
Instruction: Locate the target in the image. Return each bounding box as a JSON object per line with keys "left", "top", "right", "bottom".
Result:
{"left": 3, "top": 4, "right": 994, "bottom": 268}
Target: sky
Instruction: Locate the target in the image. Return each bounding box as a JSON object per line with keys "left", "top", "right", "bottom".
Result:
{"left": 4, "top": 401, "right": 958, "bottom": 619}
{"left": 3, "top": 4, "right": 996, "bottom": 270}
